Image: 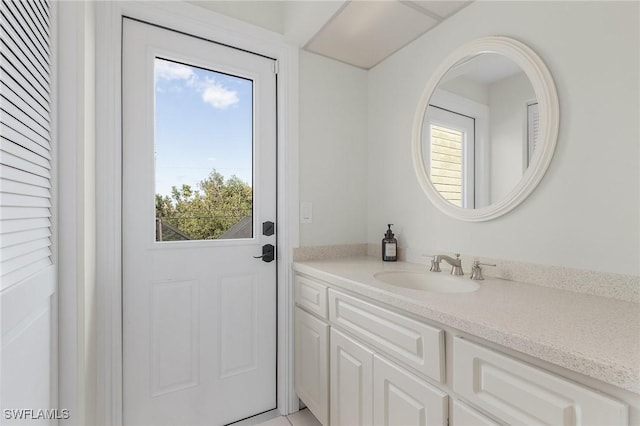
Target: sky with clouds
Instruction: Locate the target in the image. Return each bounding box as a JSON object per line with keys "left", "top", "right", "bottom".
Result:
{"left": 154, "top": 58, "right": 253, "bottom": 197}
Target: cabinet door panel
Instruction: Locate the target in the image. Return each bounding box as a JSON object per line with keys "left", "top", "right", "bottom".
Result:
{"left": 295, "top": 307, "right": 329, "bottom": 425}
{"left": 452, "top": 400, "right": 499, "bottom": 426}
{"left": 330, "top": 329, "right": 374, "bottom": 426}
{"left": 453, "top": 337, "right": 628, "bottom": 425}
{"left": 373, "top": 355, "right": 448, "bottom": 426}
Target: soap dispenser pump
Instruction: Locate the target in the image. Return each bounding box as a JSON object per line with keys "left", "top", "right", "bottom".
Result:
{"left": 382, "top": 224, "right": 398, "bottom": 262}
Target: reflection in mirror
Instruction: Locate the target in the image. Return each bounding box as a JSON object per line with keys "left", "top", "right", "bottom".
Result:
{"left": 422, "top": 53, "right": 538, "bottom": 209}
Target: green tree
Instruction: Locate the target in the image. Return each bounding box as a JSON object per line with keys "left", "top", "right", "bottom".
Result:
{"left": 155, "top": 170, "right": 252, "bottom": 241}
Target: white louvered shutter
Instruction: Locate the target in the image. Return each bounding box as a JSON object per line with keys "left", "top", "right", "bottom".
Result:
{"left": 1, "top": 0, "right": 53, "bottom": 290}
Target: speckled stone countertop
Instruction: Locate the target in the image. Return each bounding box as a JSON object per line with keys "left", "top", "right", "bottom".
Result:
{"left": 293, "top": 256, "right": 640, "bottom": 394}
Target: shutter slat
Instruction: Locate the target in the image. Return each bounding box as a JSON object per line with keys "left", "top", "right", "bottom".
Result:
{"left": 0, "top": 165, "right": 51, "bottom": 188}
{"left": 1, "top": 150, "right": 52, "bottom": 179}
{"left": 1, "top": 246, "right": 51, "bottom": 275}
{"left": 0, "top": 4, "right": 51, "bottom": 68}
{"left": 1, "top": 21, "right": 50, "bottom": 86}
{"left": 0, "top": 44, "right": 50, "bottom": 102}
{"left": 22, "top": 0, "right": 50, "bottom": 40}
{"left": 1, "top": 238, "right": 50, "bottom": 262}
{"left": 0, "top": 60, "right": 50, "bottom": 113}
{"left": 0, "top": 227, "right": 50, "bottom": 249}
{"left": 1, "top": 1, "right": 50, "bottom": 60}
{"left": 1, "top": 112, "right": 52, "bottom": 151}
{"left": 34, "top": 0, "right": 51, "bottom": 21}
{"left": 1, "top": 138, "right": 51, "bottom": 169}
{"left": 0, "top": 193, "right": 51, "bottom": 208}
{"left": 1, "top": 257, "right": 51, "bottom": 290}
{"left": 0, "top": 217, "right": 51, "bottom": 234}
{"left": 1, "top": 80, "right": 51, "bottom": 128}
{"left": 1, "top": 178, "right": 51, "bottom": 198}
{"left": 1, "top": 121, "right": 52, "bottom": 155}
{"left": 2, "top": 83, "right": 51, "bottom": 133}
{"left": 1, "top": 101, "right": 51, "bottom": 143}
{"left": 1, "top": 132, "right": 52, "bottom": 161}
{"left": 0, "top": 206, "right": 51, "bottom": 220}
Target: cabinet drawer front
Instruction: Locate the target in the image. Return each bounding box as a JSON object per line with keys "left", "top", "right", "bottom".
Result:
{"left": 452, "top": 400, "right": 499, "bottom": 426}
{"left": 453, "top": 337, "right": 628, "bottom": 425}
{"left": 373, "top": 355, "right": 448, "bottom": 426}
{"left": 295, "top": 307, "right": 329, "bottom": 425}
{"left": 295, "top": 274, "right": 328, "bottom": 319}
{"left": 329, "top": 289, "right": 444, "bottom": 383}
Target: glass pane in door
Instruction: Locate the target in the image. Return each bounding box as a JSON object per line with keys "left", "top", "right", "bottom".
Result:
{"left": 153, "top": 58, "right": 253, "bottom": 241}
{"left": 430, "top": 124, "right": 463, "bottom": 207}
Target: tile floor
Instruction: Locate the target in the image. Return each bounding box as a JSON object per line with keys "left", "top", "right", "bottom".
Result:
{"left": 232, "top": 408, "right": 321, "bottom": 426}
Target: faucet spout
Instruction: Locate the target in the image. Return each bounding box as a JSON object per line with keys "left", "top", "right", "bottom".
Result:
{"left": 433, "top": 253, "right": 464, "bottom": 276}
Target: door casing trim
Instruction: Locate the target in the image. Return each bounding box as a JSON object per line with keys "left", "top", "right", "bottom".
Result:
{"left": 94, "top": 2, "right": 299, "bottom": 424}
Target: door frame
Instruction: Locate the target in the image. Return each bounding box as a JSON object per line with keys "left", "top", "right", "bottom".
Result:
{"left": 94, "top": 2, "right": 299, "bottom": 424}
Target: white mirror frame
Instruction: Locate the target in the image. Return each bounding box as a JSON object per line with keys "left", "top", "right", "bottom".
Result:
{"left": 412, "top": 36, "right": 559, "bottom": 221}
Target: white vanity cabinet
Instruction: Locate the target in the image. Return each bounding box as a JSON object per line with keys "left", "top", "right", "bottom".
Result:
{"left": 293, "top": 270, "right": 631, "bottom": 426}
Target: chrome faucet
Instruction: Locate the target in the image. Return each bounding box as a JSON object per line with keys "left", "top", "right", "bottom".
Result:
{"left": 430, "top": 253, "right": 464, "bottom": 276}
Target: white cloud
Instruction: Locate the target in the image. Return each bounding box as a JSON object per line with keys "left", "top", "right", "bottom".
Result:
{"left": 155, "top": 59, "right": 239, "bottom": 110}
{"left": 201, "top": 79, "right": 239, "bottom": 109}
{"left": 155, "top": 60, "right": 194, "bottom": 82}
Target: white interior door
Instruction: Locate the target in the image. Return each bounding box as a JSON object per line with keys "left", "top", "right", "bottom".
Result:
{"left": 122, "top": 18, "right": 277, "bottom": 426}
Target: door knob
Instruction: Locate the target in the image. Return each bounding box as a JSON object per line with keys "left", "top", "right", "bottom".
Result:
{"left": 253, "top": 244, "right": 275, "bottom": 262}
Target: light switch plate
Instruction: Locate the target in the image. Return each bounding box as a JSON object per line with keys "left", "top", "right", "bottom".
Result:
{"left": 300, "top": 201, "right": 313, "bottom": 224}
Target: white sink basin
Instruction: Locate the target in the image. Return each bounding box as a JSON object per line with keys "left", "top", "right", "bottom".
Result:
{"left": 374, "top": 271, "right": 479, "bottom": 293}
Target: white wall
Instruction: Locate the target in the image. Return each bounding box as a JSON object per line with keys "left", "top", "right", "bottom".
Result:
{"left": 367, "top": 1, "right": 639, "bottom": 275}
{"left": 299, "top": 51, "right": 369, "bottom": 246}
{"left": 489, "top": 72, "right": 535, "bottom": 203}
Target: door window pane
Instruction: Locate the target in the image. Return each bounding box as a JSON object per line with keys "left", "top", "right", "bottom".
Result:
{"left": 153, "top": 58, "right": 253, "bottom": 241}
{"left": 430, "top": 124, "right": 464, "bottom": 207}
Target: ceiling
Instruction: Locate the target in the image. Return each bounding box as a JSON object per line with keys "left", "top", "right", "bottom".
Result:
{"left": 191, "top": 1, "right": 472, "bottom": 69}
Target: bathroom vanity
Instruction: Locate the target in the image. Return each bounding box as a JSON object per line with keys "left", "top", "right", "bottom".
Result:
{"left": 293, "top": 257, "right": 639, "bottom": 425}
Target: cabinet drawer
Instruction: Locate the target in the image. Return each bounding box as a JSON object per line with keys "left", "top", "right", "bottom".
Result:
{"left": 328, "top": 289, "right": 444, "bottom": 383}
{"left": 295, "top": 274, "right": 328, "bottom": 319}
{"left": 453, "top": 337, "right": 628, "bottom": 425}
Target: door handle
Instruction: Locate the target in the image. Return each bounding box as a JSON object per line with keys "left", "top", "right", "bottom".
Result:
{"left": 253, "top": 244, "right": 275, "bottom": 262}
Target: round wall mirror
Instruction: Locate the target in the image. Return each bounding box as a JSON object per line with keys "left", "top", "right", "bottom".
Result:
{"left": 411, "top": 36, "right": 559, "bottom": 221}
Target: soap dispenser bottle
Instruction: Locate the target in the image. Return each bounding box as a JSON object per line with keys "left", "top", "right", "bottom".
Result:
{"left": 382, "top": 224, "right": 398, "bottom": 262}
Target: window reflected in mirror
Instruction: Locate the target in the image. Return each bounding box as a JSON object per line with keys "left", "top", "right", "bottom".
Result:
{"left": 422, "top": 53, "right": 536, "bottom": 209}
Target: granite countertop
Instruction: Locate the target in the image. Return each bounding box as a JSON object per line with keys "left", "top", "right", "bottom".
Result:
{"left": 293, "top": 256, "right": 640, "bottom": 394}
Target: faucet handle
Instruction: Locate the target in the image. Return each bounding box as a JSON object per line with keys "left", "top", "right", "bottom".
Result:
{"left": 472, "top": 260, "right": 496, "bottom": 267}
{"left": 422, "top": 254, "right": 441, "bottom": 272}
{"left": 430, "top": 257, "right": 441, "bottom": 272}
{"left": 470, "top": 260, "right": 497, "bottom": 280}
